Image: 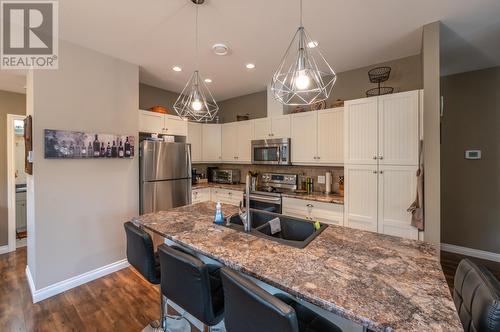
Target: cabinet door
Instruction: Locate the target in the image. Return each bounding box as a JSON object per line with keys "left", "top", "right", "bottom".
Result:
{"left": 192, "top": 188, "right": 211, "bottom": 203}
{"left": 378, "top": 91, "right": 419, "bottom": 165}
{"left": 317, "top": 108, "right": 343, "bottom": 164}
{"left": 378, "top": 165, "right": 418, "bottom": 240}
{"left": 282, "top": 197, "right": 343, "bottom": 226}
{"left": 291, "top": 112, "right": 317, "bottom": 163}
{"left": 344, "top": 164, "right": 378, "bottom": 232}
{"left": 221, "top": 123, "right": 239, "bottom": 162}
{"left": 253, "top": 118, "right": 272, "bottom": 139}
{"left": 164, "top": 115, "right": 187, "bottom": 136}
{"left": 139, "top": 110, "right": 164, "bottom": 134}
{"left": 237, "top": 121, "right": 254, "bottom": 162}
{"left": 344, "top": 97, "right": 378, "bottom": 164}
{"left": 202, "top": 124, "right": 222, "bottom": 162}
{"left": 271, "top": 115, "right": 291, "bottom": 138}
{"left": 187, "top": 122, "right": 202, "bottom": 162}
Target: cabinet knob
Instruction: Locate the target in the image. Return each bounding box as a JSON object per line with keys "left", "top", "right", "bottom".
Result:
{"left": 228, "top": 192, "right": 232, "bottom": 195}
{"left": 373, "top": 156, "right": 377, "bottom": 160}
{"left": 306, "top": 203, "right": 314, "bottom": 208}
{"left": 317, "top": 156, "right": 321, "bottom": 160}
{"left": 379, "top": 170, "right": 384, "bottom": 174}
{"left": 379, "top": 156, "right": 384, "bottom": 160}
{"left": 373, "top": 170, "right": 377, "bottom": 174}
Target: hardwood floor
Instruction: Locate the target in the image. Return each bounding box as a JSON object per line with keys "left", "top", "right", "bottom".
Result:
{"left": 1, "top": 247, "right": 166, "bottom": 332}
{"left": 1, "top": 247, "right": 499, "bottom": 331}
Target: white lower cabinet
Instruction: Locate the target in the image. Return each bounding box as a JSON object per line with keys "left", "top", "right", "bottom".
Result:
{"left": 210, "top": 188, "right": 243, "bottom": 206}
{"left": 377, "top": 165, "right": 418, "bottom": 239}
{"left": 282, "top": 197, "right": 344, "bottom": 226}
{"left": 344, "top": 164, "right": 418, "bottom": 239}
{"left": 192, "top": 188, "right": 211, "bottom": 204}
{"left": 344, "top": 165, "right": 379, "bottom": 232}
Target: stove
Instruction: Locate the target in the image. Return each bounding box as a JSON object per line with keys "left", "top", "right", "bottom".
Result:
{"left": 245, "top": 172, "right": 298, "bottom": 213}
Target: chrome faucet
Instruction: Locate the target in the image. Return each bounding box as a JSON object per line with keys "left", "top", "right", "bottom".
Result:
{"left": 239, "top": 174, "right": 252, "bottom": 232}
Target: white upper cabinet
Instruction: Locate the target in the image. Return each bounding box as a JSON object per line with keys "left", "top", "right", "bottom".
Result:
{"left": 221, "top": 123, "right": 239, "bottom": 162}
{"left": 344, "top": 164, "right": 379, "bottom": 232}
{"left": 378, "top": 90, "right": 419, "bottom": 165}
{"left": 139, "top": 110, "right": 164, "bottom": 134}
{"left": 253, "top": 115, "right": 291, "bottom": 139}
{"left": 291, "top": 111, "right": 317, "bottom": 163}
{"left": 164, "top": 114, "right": 187, "bottom": 136}
{"left": 317, "top": 108, "right": 343, "bottom": 164}
{"left": 253, "top": 118, "right": 272, "bottom": 140}
{"left": 344, "top": 97, "right": 379, "bottom": 164}
{"left": 138, "top": 110, "right": 187, "bottom": 136}
{"left": 202, "top": 124, "right": 222, "bottom": 162}
{"left": 377, "top": 165, "right": 418, "bottom": 240}
{"left": 271, "top": 115, "right": 291, "bottom": 138}
{"left": 187, "top": 122, "right": 202, "bottom": 162}
{"left": 237, "top": 120, "right": 254, "bottom": 162}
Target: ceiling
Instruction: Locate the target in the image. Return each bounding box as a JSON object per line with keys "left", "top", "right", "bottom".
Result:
{"left": 1, "top": 0, "right": 500, "bottom": 99}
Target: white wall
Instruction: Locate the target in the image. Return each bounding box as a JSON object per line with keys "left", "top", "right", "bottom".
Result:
{"left": 27, "top": 41, "right": 139, "bottom": 289}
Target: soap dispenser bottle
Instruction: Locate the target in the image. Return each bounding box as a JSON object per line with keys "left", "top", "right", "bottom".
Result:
{"left": 214, "top": 201, "right": 224, "bottom": 225}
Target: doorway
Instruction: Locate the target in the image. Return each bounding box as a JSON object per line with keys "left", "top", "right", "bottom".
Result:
{"left": 7, "top": 114, "right": 27, "bottom": 252}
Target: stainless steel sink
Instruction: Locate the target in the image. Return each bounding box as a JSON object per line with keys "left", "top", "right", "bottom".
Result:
{"left": 225, "top": 209, "right": 327, "bottom": 249}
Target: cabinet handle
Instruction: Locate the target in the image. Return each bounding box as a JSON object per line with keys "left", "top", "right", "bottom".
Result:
{"left": 379, "top": 170, "right": 384, "bottom": 174}
{"left": 306, "top": 203, "right": 314, "bottom": 208}
{"left": 373, "top": 156, "right": 377, "bottom": 160}
{"left": 317, "top": 156, "right": 321, "bottom": 160}
{"left": 373, "top": 170, "right": 378, "bottom": 174}
{"left": 379, "top": 156, "right": 384, "bottom": 160}
{"left": 228, "top": 192, "right": 232, "bottom": 195}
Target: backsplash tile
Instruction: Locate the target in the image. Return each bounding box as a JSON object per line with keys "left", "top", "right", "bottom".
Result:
{"left": 192, "top": 163, "right": 344, "bottom": 194}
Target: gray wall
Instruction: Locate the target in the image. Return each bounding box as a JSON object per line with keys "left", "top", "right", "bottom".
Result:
{"left": 441, "top": 66, "right": 500, "bottom": 253}
{"left": 218, "top": 91, "right": 267, "bottom": 123}
{"left": 139, "top": 83, "right": 178, "bottom": 114}
{"left": 0, "top": 91, "right": 26, "bottom": 246}
{"left": 27, "top": 41, "right": 139, "bottom": 289}
{"left": 422, "top": 21, "right": 441, "bottom": 246}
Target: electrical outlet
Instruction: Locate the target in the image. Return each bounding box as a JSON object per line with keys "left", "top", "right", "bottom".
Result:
{"left": 317, "top": 175, "right": 326, "bottom": 184}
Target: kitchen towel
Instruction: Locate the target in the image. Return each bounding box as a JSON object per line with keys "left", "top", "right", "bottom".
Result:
{"left": 408, "top": 140, "right": 424, "bottom": 231}
{"left": 268, "top": 217, "right": 281, "bottom": 235}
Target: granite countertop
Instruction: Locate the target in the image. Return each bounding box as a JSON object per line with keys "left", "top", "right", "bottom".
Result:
{"left": 134, "top": 202, "right": 461, "bottom": 331}
{"left": 192, "top": 183, "right": 344, "bottom": 205}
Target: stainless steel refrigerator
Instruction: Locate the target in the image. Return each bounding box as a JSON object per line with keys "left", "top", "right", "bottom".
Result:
{"left": 139, "top": 140, "right": 192, "bottom": 214}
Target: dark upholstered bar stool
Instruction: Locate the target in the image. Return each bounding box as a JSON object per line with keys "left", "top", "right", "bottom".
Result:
{"left": 453, "top": 259, "right": 500, "bottom": 332}
{"left": 124, "top": 221, "right": 163, "bottom": 329}
{"left": 158, "top": 244, "right": 224, "bottom": 332}
{"left": 220, "top": 267, "right": 342, "bottom": 332}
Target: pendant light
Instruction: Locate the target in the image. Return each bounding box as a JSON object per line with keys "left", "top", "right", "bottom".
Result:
{"left": 271, "top": 0, "right": 337, "bottom": 106}
{"left": 174, "top": 0, "right": 219, "bottom": 122}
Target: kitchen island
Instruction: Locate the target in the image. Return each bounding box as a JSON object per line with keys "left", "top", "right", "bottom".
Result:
{"left": 133, "top": 202, "right": 461, "bottom": 331}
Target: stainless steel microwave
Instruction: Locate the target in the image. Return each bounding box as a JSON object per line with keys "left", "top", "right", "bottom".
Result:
{"left": 251, "top": 138, "right": 291, "bottom": 165}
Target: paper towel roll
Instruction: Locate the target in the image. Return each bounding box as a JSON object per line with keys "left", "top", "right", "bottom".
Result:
{"left": 325, "top": 172, "right": 332, "bottom": 194}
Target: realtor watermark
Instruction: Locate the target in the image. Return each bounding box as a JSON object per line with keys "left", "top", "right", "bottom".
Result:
{"left": 1, "top": 1, "right": 58, "bottom": 69}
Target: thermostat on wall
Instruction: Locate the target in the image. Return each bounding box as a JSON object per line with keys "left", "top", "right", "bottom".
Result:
{"left": 465, "top": 150, "right": 481, "bottom": 160}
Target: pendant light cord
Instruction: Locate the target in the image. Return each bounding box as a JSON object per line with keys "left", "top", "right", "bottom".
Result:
{"left": 195, "top": 4, "right": 199, "bottom": 70}
{"left": 299, "top": 0, "right": 303, "bottom": 27}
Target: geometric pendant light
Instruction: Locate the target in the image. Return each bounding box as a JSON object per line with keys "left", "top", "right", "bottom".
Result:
{"left": 271, "top": 0, "right": 336, "bottom": 106}
{"left": 174, "top": 0, "right": 219, "bottom": 122}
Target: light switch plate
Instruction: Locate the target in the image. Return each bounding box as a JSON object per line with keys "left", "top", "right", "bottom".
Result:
{"left": 317, "top": 175, "right": 326, "bottom": 184}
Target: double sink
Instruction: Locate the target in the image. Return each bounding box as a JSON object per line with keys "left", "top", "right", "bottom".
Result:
{"left": 224, "top": 210, "right": 327, "bottom": 249}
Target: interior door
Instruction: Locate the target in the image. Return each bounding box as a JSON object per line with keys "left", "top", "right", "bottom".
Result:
{"left": 344, "top": 164, "right": 378, "bottom": 232}
{"left": 378, "top": 165, "right": 418, "bottom": 240}
{"left": 271, "top": 115, "right": 291, "bottom": 138}
{"left": 344, "top": 97, "right": 378, "bottom": 164}
{"left": 237, "top": 121, "right": 254, "bottom": 162}
{"left": 221, "top": 123, "right": 239, "bottom": 162}
{"left": 317, "top": 108, "right": 343, "bottom": 164}
{"left": 291, "top": 112, "right": 317, "bottom": 163}
{"left": 378, "top": 91, "right": 419, "bottom": 165}
{"left": 253, "top": 118, "right": 272, "bottom": 139}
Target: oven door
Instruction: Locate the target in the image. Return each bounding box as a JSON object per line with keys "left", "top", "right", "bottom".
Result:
{"left": 245, "top": 193, "right": 282, "bottom": 213}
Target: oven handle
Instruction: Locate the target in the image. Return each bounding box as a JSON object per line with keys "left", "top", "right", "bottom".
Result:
{"left": 245, "top": 194, "right": 282, "bottom": 203}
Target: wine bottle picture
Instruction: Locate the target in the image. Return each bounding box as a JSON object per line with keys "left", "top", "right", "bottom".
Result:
{"left": 100, "top": 142, "right": 105, "bottom": 157}
{"left": 87, "top": 142, "right": 93, "bottom": 158}
{"left": 124, "top": 137, "right": 131, "bottom": 157}
{"left": 93, "top": 134, "right": 100, "bottom": 157}
{"left": 111, "top": 141, "right": 117, "bottom": 158}
{"left": 118, "top": 140, "right": 124, "bottom": 158}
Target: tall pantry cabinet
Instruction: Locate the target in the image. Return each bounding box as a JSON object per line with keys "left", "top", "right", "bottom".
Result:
{"left": 344, "top": 90, "right": 421, "bottom": 240}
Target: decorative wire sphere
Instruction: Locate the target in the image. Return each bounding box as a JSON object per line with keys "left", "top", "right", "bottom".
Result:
{"left": 173, "top": 70, "right": 219, "bottom": 122}
{"left": 271, "top": 27, "right": 337, "bottom": 106}
{"left": 368, "top": 66, "right": 391, "bottom": 84}
{"left": 366, "top": 86, "right": 394, "bottom": 97}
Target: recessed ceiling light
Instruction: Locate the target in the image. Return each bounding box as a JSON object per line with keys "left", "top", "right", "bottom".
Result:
{"left": 246, "top": 63, "right": 256, "bottom": 69}
{"left": 172, "top": 66, "right": 182, "bottom": 72}
{"left": 212, "top": 43, "right": 229, "bottom": 56}
{"left": 307, "top": 41, "right": 318, "bottom": 48}
{"left": 204, "top": 78, "right": 212, "bottom": 83}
